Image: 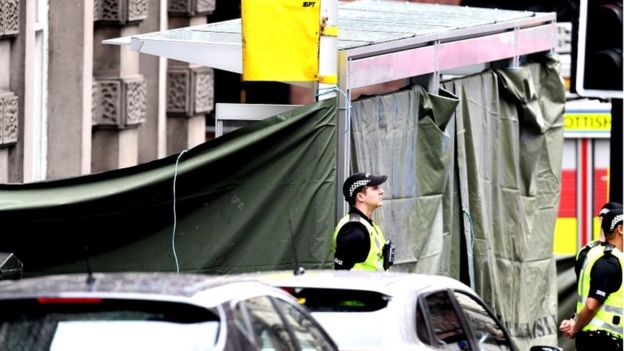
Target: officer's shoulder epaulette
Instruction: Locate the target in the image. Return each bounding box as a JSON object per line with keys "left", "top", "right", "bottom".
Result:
{"left": 577, "top": 241, "right": 601, "bottom": 260}
{"left": 603, "top": 244, "right": 614, "bottom": 256}
{"left": 349, "top": 213, "right": 361, "bottom": 223}
{"left": 587, "top": 240, "right": 602, "bottom": 249}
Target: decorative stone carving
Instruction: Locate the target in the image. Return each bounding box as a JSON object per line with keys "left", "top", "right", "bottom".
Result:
{"left": 93, "top": 79, "right": 120, "bottom": 127}
{"left": 93, "top": 0, "right": 103, "bottom": 21}
{"left": 91, "top": 81, "right": 99, "bottom": 126}
{"left": 0, "top": 0, "right": 20, "bottom": 38}
{"left": 0, "top": 92, "right": 18, "bottom": 147}
{"left": 125, "top": 79, "right": 146, "bottom": 125}
{"left": 94, "top": 0, "right": 147, "bottom": 24}
{"left": 194, "top": 68, "right": 214, "bottom": 113}
{"left": 168, "top": 0, "right": 215, "bottom": 16}
{"left": 167, "top": 66, "right": 214, "bottom": 117}
{"left": 93, "top": 76, "right": 146, "bottom": 129}
{"left": 166, "top": 70, "right": 189, "bottom": 115}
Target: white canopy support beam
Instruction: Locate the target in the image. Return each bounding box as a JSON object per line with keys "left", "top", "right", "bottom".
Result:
{"left": 104, "top": 34, "right": 243, "bottom": 74}
{"left": 347, "top": 23, "right": 555, "bottom": 89}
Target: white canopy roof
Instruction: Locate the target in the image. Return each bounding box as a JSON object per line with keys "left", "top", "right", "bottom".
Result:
{"left": 104, "top": 1, "right": 556, "bottom": 87}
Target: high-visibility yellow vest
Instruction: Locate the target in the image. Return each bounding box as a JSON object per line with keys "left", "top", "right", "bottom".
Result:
{"left": 576, "top": 240, "right": 602, "bottom": 261}
{"left": 576, "top": 245, "right": 624, "bottom": 338}
{"left": 332, "top": 213, "right": 386, "bottom": 271}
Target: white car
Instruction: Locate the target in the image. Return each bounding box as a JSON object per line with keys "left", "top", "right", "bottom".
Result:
{"left": 249, "top": 270, "right": 562, "bottom": 351}
{"left": 0, "top": 272, "right": 339, "bottom": 351}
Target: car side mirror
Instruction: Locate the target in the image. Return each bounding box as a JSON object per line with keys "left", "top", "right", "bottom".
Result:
{"left": 529, "top": 347, "right": 563, "bottom": 351}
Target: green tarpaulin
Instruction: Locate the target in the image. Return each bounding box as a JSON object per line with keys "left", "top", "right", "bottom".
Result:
{"left": 446, "top": 55, "right": 565, "bottom": 349}
{"left": 0, "top": 100, "right": 337, "bottom": 275}
{"left": 350, "top": 85, "right": 462, "bottom": 276}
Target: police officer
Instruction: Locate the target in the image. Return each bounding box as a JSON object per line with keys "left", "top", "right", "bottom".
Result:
{"left": 332, "top": 172, "right": 394, "bottom": 271}
{"left": 574, "top": 202, "right": 623, "bottom": 280}
{"left": 560, "top": 208, "right": 623, "bottom": 350}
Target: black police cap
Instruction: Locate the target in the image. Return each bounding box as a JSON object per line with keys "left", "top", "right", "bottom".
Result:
{"left": 342, "top": 172, "right": 387, "bottom": 202}
{"left": 601, "top": 208, "right": 623, "bottom": 235}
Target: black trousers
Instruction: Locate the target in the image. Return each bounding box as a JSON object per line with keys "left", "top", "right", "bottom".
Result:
{"left": 576, "top": 330, "right": 623, "bottom": 351}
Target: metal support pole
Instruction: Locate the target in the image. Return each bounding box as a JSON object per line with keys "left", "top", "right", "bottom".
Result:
{"left": 428, "top": 40, "right": 440, "bottom": 93}
{"left": 609, "top": 99, "right": 623, "bottom": 203}
{"left": 317, "top": 0, "right": 338, "bottom": 100}
{"left": 512, "top": 26, "right": 520, "bottom": 68}
{"left": 336, "top": 51, "right": 351, "bottom": 222}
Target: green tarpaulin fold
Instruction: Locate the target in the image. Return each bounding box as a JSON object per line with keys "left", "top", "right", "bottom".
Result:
{"left": 446, "top": 54, "right": 565, "bottom": 349}
{"left": 350, "top": 85, "right": 461, "bottom": 275}
{"left": 0, "top": 100, "right": 337, "bottom": 275}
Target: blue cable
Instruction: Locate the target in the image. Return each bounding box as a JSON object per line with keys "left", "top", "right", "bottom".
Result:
{"left": 172, "top": 149, "right": 188, "bottom": 275}
{"left": 462, "top": 208, "right": 476, "bottom": 289}
{"left": 316, "top": 86, "right": 352, "bottom": 135}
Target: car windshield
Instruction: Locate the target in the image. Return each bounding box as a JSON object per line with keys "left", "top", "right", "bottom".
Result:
{"left": 0, "top": 298, "right": 220, "bottom": 351}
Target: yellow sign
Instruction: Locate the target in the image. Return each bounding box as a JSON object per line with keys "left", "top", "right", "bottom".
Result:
{"left": 242, "top": 0, "right": 321, "bottom": 81}
{"left": 563, "top": 112, "right": 611, "bottom": 132}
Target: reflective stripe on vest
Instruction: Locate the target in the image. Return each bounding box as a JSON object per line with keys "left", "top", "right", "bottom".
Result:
{"left": 576, "top": 240, "right": 602, "bottom": 261}
{"left": 576, "top": 245, "right": 624, "bottom": 338}
{"left": 332, "top": 213, "right": 386, "bottom": 271}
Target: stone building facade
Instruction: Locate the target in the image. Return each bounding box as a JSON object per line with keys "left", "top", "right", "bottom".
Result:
{"left": 0, "top": 0, "right": 216, "bottom": 183}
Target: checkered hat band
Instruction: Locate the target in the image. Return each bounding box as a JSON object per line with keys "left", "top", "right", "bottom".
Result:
{"left": 610, "top": 214, "right": 623, "bottom": 231}
{"left": 349, "top": 179, "right": 370, "bottom": 197}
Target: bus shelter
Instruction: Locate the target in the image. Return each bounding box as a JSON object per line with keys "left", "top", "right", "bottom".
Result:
{"left": 105, "top": 1, "right": 557, "bottom": 221}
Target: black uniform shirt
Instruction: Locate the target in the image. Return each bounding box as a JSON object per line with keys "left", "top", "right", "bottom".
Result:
{"left": 334, "top": 208, "right": 372, "bottom": 270}
{"left": 575, "top": 241, "right": 605, "bottom": 281}
{"left": 587, "top": 251, "right": 623, "bottom": 303}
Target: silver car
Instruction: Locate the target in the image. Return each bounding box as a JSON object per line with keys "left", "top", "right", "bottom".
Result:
{"left": 0, "top": 272, "right": 338, "bottom": 351}
{"left": 250, "top": 270, "right": 562, "bottom": 351}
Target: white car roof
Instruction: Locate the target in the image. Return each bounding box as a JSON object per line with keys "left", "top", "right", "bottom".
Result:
{"left": 246, "top": 270, "right": 474, "bottom": 296}
{"left": 0, "top": 272, "right": 293, "bottom": 309}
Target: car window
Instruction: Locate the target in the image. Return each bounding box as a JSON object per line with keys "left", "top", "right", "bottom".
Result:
{"left": 422, "top": 291, "right": 470, "bottom": 351}
{"left": 452, "top": 292, "right": 512, "bottom": 351}
{"left": 283, "top": 287, "right": 389, "bottom": 312}
{"left": 0, "top": 298, "right": 219, "bottom": 351}
{"left": 233, "top": 296, "right": 260, "bottom": 347}
{"left": 416, "top": 302, "right": 433, "bottom": 345}
{"left": 242, "top": 296, "right": 294, "bottom": 351}
{"left": 272, "top": 297, "right": 336, "bottom": 351}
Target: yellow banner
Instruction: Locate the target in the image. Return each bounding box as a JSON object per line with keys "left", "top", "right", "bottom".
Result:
{"left": 563, "top": 112, "right": 611, "bottom": 132}
{"left": 242, "top": 0, "right": 320, "bottom": 81}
